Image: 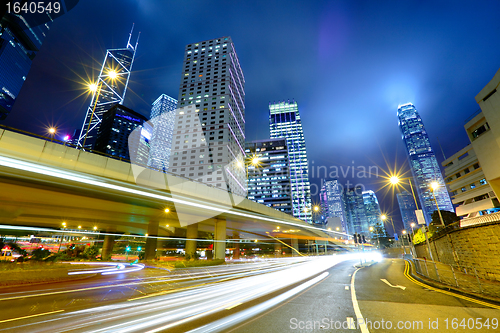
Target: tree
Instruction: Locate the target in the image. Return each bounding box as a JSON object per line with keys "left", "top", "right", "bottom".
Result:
{"left": 430, "top": 210, "right": 459, "bottom": 227}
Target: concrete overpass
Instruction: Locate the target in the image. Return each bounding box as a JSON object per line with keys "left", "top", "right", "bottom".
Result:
{"left": 0, "top": 127, "right": 347, "bottom": 259}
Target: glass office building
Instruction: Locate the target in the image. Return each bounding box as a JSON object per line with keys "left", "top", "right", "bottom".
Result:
{"left": 320, "top": 179, "right": 347, "bottom": 232}
{"left": 245, "top": 138, "right": 292, "bottom": 215}
{"left": 343, "top": 186, "right": 369, "bottom": 237}
{"left": 269, "top": 101, "right": 312, "bottom": 223}
{"left": 147, "top": 94, "right": 177, "bottom": 172}
{"left": 398, "top": 103, "right": 454, "bottom": 224}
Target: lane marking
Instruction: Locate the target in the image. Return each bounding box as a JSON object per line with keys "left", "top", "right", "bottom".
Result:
{"left": 380, "top": 279, "right": 406, "bottom": 290}
{"left": 404, "top": 261, "right": 500, "bottom": 310}
{"left": 345, "top": 286, "right": 349, "bottom": 290}
{"left": 0, "top": 310, "right": 64, "bottom": 324}
{"left": 350, "top": 268, "right": 370, "bottom": 333}
{"left": 225, "top": 302, "right": 242, "bottom": 310}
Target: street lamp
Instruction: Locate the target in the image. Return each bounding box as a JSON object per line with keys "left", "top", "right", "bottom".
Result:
{"left": 48, "top": 127, "right": 56, "bottom": 142}
{"left": 164, "top": 208, "right": 170, "bottom": 213}
{"left": 58, "top": 222, "right": 67, "bottom": 253}
{"left": 430, "top": 182, "right": 446, "bottom": 227}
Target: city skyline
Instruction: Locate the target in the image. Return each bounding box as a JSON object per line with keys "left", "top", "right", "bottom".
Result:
{"left": 3, "top": 0, "right": 500, "bottom": 230}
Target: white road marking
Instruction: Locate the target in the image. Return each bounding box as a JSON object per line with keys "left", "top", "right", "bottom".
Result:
{"left": 380, "top": 279, "right": 406, "bottom": 290}
{"left": 350, "top": 268, "right": 370, "bottom": 333}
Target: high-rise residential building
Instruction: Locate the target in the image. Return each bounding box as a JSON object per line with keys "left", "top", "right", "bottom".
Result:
{"left": 362, "top": 190, "right": 385, "bottom": 235}
{"left": 245, "top": 138, "right": 292, "bottom": 214}
{"left": 169, "top": 37, "right": 246, "bottom": 196}
{"left": 77, "top": 26, "right": 140, "bottom": 149}
{"left": 320, "top": 179, "right": 347, "bottom": 232}
{"left": 94, "top": 104, "right": 147, "bottom": 160}
{"left": 397, "top": 190, "right": 418, "bottom": 232}
{"left": 443, "top": 144, "right": 498, "bottom": 218}
{"left": 269, "top": 100, "right": 312, "bottom": 223}
{"left": 343, "top": 186, "right": 369, "bottom": 237}
{"left": 0, "top": 13, "right": 52, "bottom": 120}
{"left": 397, "top": 103, "right": 454, "bottom": 224}
{"left": 147, "top": 94, "right": 177, "bottom": 172}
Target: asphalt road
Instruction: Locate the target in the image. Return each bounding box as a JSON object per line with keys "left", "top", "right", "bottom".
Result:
{"left": 226, "top": 259, "right": 500, "bottom": 333}
{"left": 0, "top": 256, "right": 498, "bottom": 332}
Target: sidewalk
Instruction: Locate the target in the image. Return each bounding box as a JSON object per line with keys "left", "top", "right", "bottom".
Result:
{"left": 407, "top": 259, "right": 500, "bottom": 304}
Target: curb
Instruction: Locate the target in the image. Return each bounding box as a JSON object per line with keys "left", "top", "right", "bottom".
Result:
{"left": 405, "top": 259, "right": 500, "bottom": 306}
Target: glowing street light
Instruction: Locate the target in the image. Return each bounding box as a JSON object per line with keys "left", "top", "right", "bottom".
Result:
{"left": 164, "top": 208, "right": 170, "bottom": 213}
{"left": 108, "top": 70, "right": 118, "bottom": 80}
{"left": 93, "top": 226, "right": 97, "bottom": 231}
{"left": 313, "top": 205, "right": 320, "bottom": 212}
{"left": 389, "top": 176, "right": 399, "bottom": 185}
{"left": 48, "top": 127, "right": 56, "bottom": 142}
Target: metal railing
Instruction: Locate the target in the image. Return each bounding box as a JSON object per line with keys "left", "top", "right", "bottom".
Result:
{"left": 412, "top": 258, "right": 500, "bottom": 298}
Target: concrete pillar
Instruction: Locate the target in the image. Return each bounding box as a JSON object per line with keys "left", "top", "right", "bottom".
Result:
{"left": 274, "top": 242, "right": 282, "bottom": 257}
{"left": 144, "top": 220, "right": 159, "bottom": 260}
{"left": 102, "top": 235, "right": 115, "bottom": 260}
{"left": 185, "top": 223, "right": 198, "bottom": 259}
{"left": 233, "top": 231, "right": 240, "bottom": 260}
{"left": 214, "top": 219, "right": 226, "bottom": 260}
{"left": 291, "top": 238, "right": 299, "bottom": 256}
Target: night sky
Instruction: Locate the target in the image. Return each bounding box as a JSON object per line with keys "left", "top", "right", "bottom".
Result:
{"left": 5, "top": 0, "right": 500, "bottom": 232}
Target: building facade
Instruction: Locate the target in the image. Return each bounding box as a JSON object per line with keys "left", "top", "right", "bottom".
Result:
{"left": 444, "top": 146, "right": 499, "bottom": 219}
{"left": 466, "top": 68, "right": 500, "bottom": 205}
{"left": 94, "top": 104, "right": 147, "bottom": 160}
{"left": 396, "top": 190, "right": 418, "bottom": 232}
{"left": 147, "top": 94, "right": 177, "bottom": 172}
{"left": 343, "top": 186, "right": 369, "bottom": 237}
{"left": 245, "top": 138, "right": 292, "bottom": 215}
{"left": 168, "top": 37, "right": 246, "bottom": 196}
{"left": 77, "top": 27, "right": 139, "bottom": 149}
{"left": 397, "top": 103, "right": 454, "bottom": 224}
{"left": 362, "top": 190, "right": 385, "bottom": 236}
{"left": 269, "top": 100, "right": 312, "bottom": 223}
{"left": 0, "top": 13, "right": 51, "bottom": 120}
{"left": 320, "top": 179, "right": 347, "bottom": 232}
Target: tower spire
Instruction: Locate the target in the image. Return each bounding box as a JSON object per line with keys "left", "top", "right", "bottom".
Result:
{"left": 127, "top": 23, "right": 135, "bottom": 49}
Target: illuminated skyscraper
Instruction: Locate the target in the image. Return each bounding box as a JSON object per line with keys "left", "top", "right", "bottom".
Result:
{"left": 269, "top": 100, "right": 312, "bottom": 223}
{"left": 398, "top": 103, "right": 454, "bottom": 224}
{"left": 0, "top": 13, "right": 51, "bottom": 120}
{"left": 169, "top": 37, "right": 246, "bottom": 196}
{"left": 397, "top": 190, "right": 418, "bottom": 231}
{"left": 245, "top": 138, "right": 292, "bottom": 215}
{"left": 147, "top": 94, "right": 177, "bottom": 171}
{"left": 362, "top": 190, "right": 386, "bottom": 236}
{"left": 320, "top": 179, "right": 347, "bottom": 232}
{"left": 77, "top": 26, "right": 140, "bottom": 148}
{"left": 343, "top": 186, "right": 369, "bottom": 237}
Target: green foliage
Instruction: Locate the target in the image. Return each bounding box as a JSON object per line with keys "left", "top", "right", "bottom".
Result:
{"left": 430, "top": 210, "right": 459, "bottom": 226}
{"left": 185, "top": 252, "right": 201, "bottom": 261}
{"left": 83, "top": 245, "right": 99, "bottom": 259}
{"left": 31, "top": 248, "right": 51, "bottom": 260}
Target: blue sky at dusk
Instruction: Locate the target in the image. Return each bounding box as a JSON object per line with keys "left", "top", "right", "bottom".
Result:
{"left": 6, "top": 0, "right": 500, "bottom": 231}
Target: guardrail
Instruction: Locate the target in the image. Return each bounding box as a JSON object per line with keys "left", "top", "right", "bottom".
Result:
{"left": 411, "top": 258, "right": 500, "bottom": 298}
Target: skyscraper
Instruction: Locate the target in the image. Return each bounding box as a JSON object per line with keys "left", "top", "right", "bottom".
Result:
{"left": 343, "top": 186, "right": 369, "bottom": 237}
{"left": 397, "top": 190, "right": 418, "bottom": 231}
{"left": 94, "top": 104, "right": 147, "bottom": 160}
{"left": 0, "top": 13, "right": 51, "bottom": 120}
{"left": 147, "top": 94, "right": 177, "bottom": 172}
{"left": 77, "top": 26, "right": 140, "bottom": 148}
{"left": 320, "top": 179, "right": 347, "bottom": 232}
{"left": 245, "top": 138, "right": 292, "bottom": 215}
{"left": 169, "top": 37, "right": 246, "bottom": 196}
{"left": 362, "top": 190, "right": 386, "bottom": 236}
{"left": 269, "top": 101, "right": 312, "bottom": 223}
{"left": 397, "top": 103, "right": 454, "bottom": 224}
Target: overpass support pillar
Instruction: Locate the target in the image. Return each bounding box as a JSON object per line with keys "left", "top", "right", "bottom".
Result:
{"left": 291, "top": 238, "right": 299, "bottom": 256}
{"left": 102, "top": 235, "right": 115, "bottom": 260}
{"left": 145, "top": 220, "right": 159, "bottom": 260}
{"left": 214, "top": 219, "right": 226, "bottom": 260}
{"left": 185, "top": 223, "right": 198, "bottom": 259}
{"left": 232, "top": 231, "right": 240, "bottom": 260}
{"left": 274, "top": 243, "right": 282, "bottom": 257}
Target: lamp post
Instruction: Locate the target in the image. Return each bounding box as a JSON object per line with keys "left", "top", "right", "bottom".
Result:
{"left": 388, "top": 176, "right": 435, "bottom": 262}
{"left": 57, "top": 222, "right": 66, "bottom": 253}
{"left": 430, "top": 182, "right": 446, "bottom": 227}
